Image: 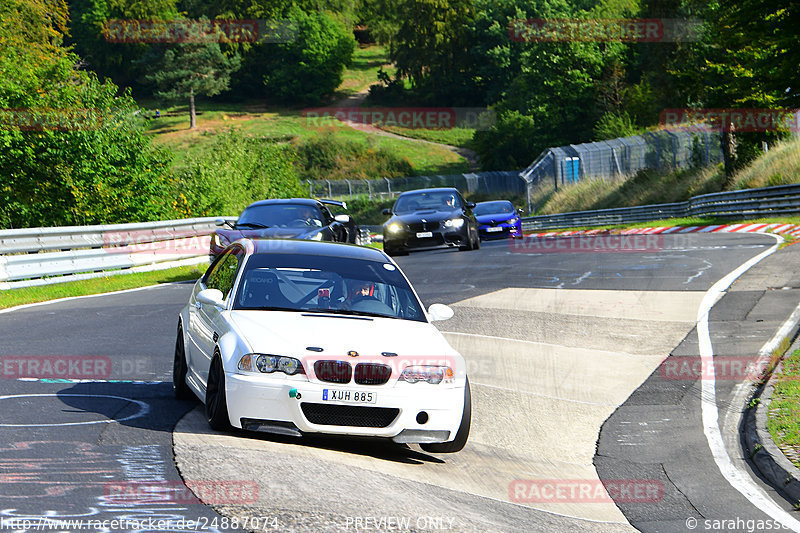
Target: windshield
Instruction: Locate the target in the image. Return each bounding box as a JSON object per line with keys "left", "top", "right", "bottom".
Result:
{"left": 393, "top": 191, "right": 462, "bottom": 214}
{"left": 237, "top": 204, "right": 324, "bottom": 229}
{"left": 234, "top": 253, "right": 426, "bottom": 322}
{"left": 473, "top": 201, "right": 515, "bottom": 216}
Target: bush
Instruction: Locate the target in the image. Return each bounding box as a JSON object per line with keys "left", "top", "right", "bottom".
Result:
{"left": 171, "top": 130, "right": 304, "bottom": 217}
{"left": 472, "top": 110, "right": 541, "bottom": 170}
{"left": 293, "top": 130, "right": 414, "bottom": 181}
{"left": 593, "top": 111, "right": 638, "bottom": 141}
{"left": 0, "top": 79, "right": 175, "bottom": 228}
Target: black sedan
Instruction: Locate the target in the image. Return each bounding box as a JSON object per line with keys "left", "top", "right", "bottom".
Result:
{"left": 210, "top": 198, "right": 359, "bottom": 258}
{"left": 381, "top": 188, "right": 480, "bottom": 256}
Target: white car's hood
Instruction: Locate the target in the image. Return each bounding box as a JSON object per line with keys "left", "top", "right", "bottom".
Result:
{"left": 229, "top": 310, "right": 460, "bottom": 366}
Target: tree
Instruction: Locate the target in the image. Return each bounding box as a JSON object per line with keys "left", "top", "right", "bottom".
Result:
{"left": 1, "top": 0, "right": 175, "bottom": 228}
{"left": 260, "top": 7, "right": 356, "bottom": 104}
{"left": 146, "top": 33, "right": 241, "bottom": 128}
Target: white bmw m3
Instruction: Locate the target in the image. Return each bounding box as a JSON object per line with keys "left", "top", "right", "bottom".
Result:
{"left": 174, "top": 238, "right": 471, "bottom": 452}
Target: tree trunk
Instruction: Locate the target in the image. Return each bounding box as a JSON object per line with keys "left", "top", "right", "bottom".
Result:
{"left": 189, "top": 88, "right": 196, "bottom": 129}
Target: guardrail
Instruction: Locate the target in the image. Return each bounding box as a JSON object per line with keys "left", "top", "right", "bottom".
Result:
{"left": 0, "top": 218, "right": 231, "bottom": 289}
{"left": 522, "top": 183, "right": 800, "bottom": 231}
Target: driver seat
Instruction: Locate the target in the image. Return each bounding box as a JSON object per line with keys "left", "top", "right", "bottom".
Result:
{"left": 241, "top": 271, "right": 290, "bottom": 308}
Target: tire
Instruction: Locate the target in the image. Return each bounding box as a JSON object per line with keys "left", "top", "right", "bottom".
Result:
{"left": 384, "top": 245, "right": 407, "bottom": 257}
{"left": 472, "top": 230, "right": 480, "bottom": 250}
{"left": 458, "top": 229, "right": 473, "bottom": 251}
{"left": 173, "top": 324, "right": 193, "bottom": 400}
{"left": 420, "top": 377, "right": 471, "bottom": 453}
{"left": 205, "top": 355, "right": 231, "bottom": 431}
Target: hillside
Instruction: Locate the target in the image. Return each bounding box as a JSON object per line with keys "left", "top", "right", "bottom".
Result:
{"left": 532, "top": 136, "right": 800, "bottom": 215}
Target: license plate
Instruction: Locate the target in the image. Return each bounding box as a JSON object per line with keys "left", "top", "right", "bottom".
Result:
{"left": 487, "top": 227, "right": 503, "bottom": 232}
{"left": 322, "top": 389, "right": 376, "bottom": 404}
{"left": 416, "top": 231, "right": 433, "bottom": 238}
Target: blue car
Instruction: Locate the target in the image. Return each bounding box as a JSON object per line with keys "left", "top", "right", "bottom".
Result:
{"left": 474, "top": 200, "right": 523, "bottom": 240}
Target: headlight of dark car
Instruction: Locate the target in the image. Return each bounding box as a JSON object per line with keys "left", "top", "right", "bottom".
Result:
{"left": 443, "top": 218, "right": 465, "bottom": 229}
{"left": 386, "top": 222, "right": 405, "bottom": 234}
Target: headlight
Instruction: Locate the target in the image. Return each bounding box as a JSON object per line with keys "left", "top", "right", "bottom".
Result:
{"left": 387, "top": 223, "right": 404, "bottom": 234}
{"left": 508, "top": 217, "right": 519, "bottom": 224}
{"left": 398, "top": 365, "right": 454, "bottom": 384}
{"left": 237, "top": 354, "right": 305, "bottom": 375}
{"left": 310, "top": 232, "right": 324, "bottom": 241}
{"left": 444, "top": 218, "right": 464, "bottom": 229}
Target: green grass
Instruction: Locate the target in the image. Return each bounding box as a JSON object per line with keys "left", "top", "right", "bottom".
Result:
{"left": 145, "top": 104, "right": 468, "bottom": 176}
{"left": 0, "top": 265, "right": 205, "bottom": 310}
{"left": 767, "top": 348, "right": 800, "bottom": 468}
{"left": 378, "top": 125, "right": 476, "bottom": 148}
{"left": 337, "top": 44, "right": 395, "bottom": 97}
{"left": 732, "top": 137, "right": 800, "bottom": 189}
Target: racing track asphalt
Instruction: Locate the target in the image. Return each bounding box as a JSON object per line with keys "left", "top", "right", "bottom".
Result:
{"left": 1, "top": 233, "right": 798, "bottom": 532}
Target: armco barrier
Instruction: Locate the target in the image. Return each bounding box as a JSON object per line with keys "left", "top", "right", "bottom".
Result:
{"left": 0, "top": 218, "right": 234, "bottom": 289}
{"left": 523, "top": 183, "right": 800, "bottom": 231}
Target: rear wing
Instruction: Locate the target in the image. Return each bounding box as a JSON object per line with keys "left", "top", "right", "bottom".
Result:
{"left": 319, "top": 199, "right": 347, "bottom": 210}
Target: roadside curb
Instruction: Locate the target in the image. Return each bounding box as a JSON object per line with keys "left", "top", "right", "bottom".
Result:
{"left": 745, "top": 336, "right": 800, "bottom": 507}
{"left": 526, "top": 222, "right": 800, "bottom": 238}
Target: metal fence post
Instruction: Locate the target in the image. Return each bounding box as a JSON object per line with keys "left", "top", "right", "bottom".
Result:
{"left": 326, "top": 179, "right": 332, "bottom": 198}
{"left": 345, "top": 179, "right": 352, "bottom": 199}
{"left": 366, "top": 179, "right": 372, "bottom": 200}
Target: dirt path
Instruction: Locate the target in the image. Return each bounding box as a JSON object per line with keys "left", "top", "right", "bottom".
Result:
{"left": 333, "top": 84, "right": 481, "bottom": 172}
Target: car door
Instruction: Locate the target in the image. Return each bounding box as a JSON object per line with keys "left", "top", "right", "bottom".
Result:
{"left": 188, "top": 246, "right": 244, "bottom": 387}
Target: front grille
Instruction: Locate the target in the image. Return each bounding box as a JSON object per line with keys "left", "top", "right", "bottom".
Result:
{"left": 408, "top": 221, "right": 441, "bottom": 232}
{"left": 354, "top": 363, "right": 392, "bottom": 385}
{"left": 314, "top": 360, "right": 352, "bottom": 383}
{"left": 301, "top": 403, "right": 400, "bottom": 427}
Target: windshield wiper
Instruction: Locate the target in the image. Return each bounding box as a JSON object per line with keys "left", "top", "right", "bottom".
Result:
{"left": 235, "top": 222, "right": 270, "bottom": 229}
{"left": 303, "top": 308, "right": 389, "bottom": 319}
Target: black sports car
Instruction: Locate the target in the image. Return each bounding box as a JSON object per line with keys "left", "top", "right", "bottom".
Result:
{"left": 210, "top": 198, "right": 359, "bottom": 259}
{"left": 381, "top": 188, "right": 480, "bottom": 256}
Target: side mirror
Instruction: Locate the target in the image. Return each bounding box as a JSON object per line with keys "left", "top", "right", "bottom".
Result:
{"left": 382, "top": 208, "right": 392, "bottom": 216}
{"left": 517, "top": 208, "right": 524, "bottom": 215}
{"left": 465, "top": 202, "right": 476, "bottom": 209}
{"left": 334, "top": 214, "right": 351, "bottom": 224}
{"left": 215, "top": 218, "right": 227, "bottom": 227}
{"left": 197, "top": 288, "right": 225, "bottom": 308}
{"left": 428, "top": 303, "right": 454, "bottom": 322}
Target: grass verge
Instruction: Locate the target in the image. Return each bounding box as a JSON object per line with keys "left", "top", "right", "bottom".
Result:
{"left": 0, "top": 265, "right": 205, "bottom": 310}
{"left": 767, "top": 348, "right": 800, "bottom": 469}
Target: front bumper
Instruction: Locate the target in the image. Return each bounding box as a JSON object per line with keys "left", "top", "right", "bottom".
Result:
{"left": 383, "top": 226, "right": 469, "bottom": 252}
{"left": 478, "top": 222, "right": 521, "bottom": 239}
{"left": 225, "top": 373, "right": 465, "bottom": 442}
